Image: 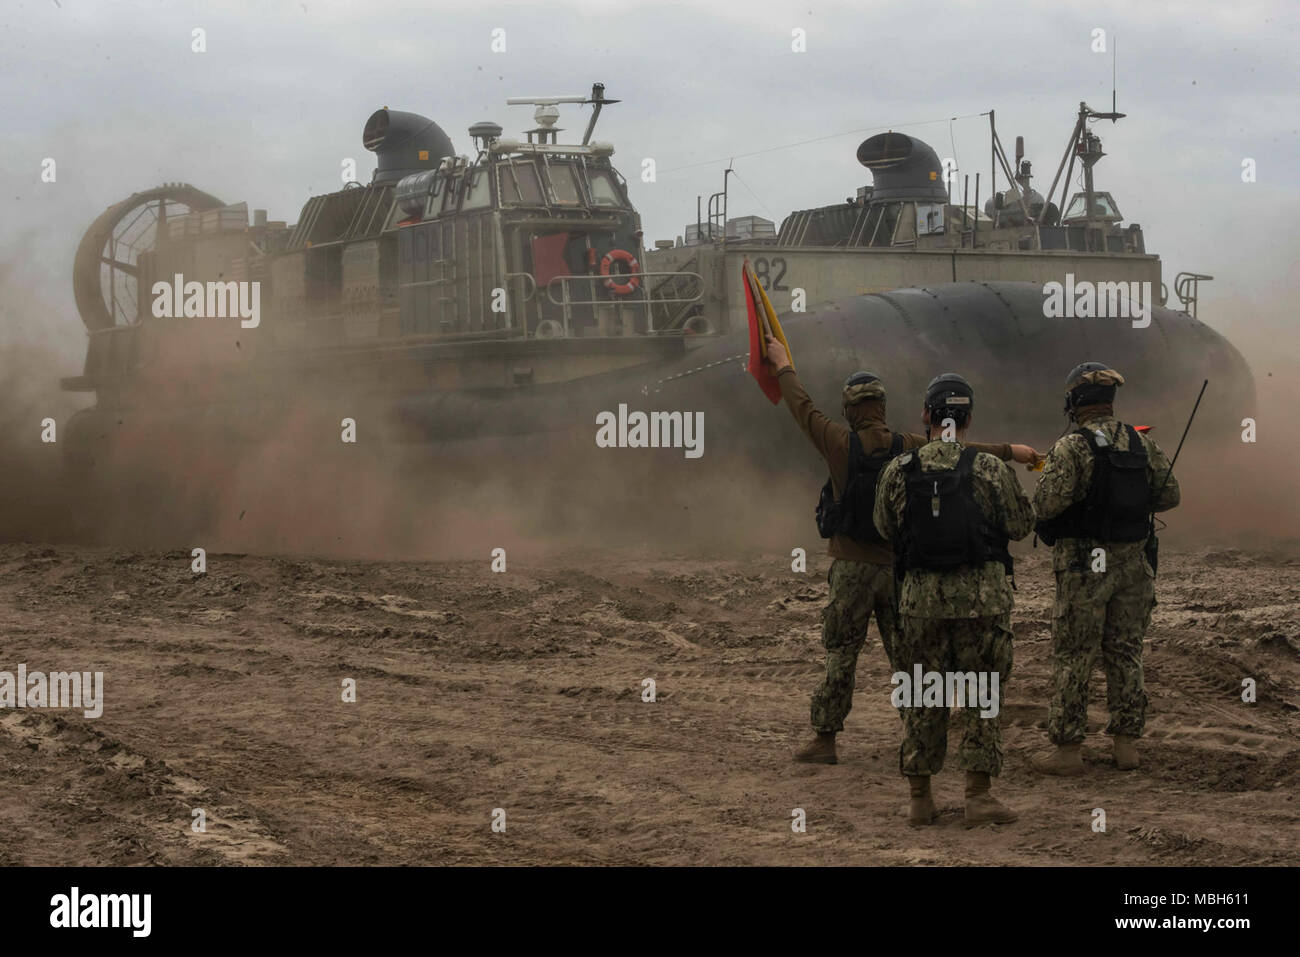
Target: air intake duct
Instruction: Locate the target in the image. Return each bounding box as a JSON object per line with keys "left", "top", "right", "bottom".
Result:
{"left": 855, "top": 132, "right": 949, "bottom": 204}
{"left": 363, "top": 109, "right": 455, "bottom": 185}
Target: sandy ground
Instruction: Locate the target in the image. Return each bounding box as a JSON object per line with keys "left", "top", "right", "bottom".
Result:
{"left": 0, "top": 540, "right": 1296, "bottom": 866}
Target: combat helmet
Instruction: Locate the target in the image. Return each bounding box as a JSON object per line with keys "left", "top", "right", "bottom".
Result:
{"left": 1064, "top": 361, "right": 1125, "bottom": 414}
{"left": 842, "top": 370, "right": 886, "bottom": 408}
{"left": 924, "top": 372, "right": 974, "bottom": 417}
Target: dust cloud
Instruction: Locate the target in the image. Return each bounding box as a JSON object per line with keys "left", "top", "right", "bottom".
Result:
{"left": 0, "top": 240, "right": 89, "bottom": 542}
{"left": 1174, "top": 281, "right": 1300, "bottom": 553}
{"left": 1, "top": 242, "right": 1297, "bottom": 560}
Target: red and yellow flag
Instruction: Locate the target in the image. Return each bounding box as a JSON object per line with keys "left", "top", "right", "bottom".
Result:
{"left": 742, "top": 259, "right": 794, "bottom": 404}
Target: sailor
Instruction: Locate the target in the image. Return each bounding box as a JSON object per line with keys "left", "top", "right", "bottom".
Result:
{"left": 764, "top": 337, "right": 1040, "bottom": 766}
{"left": 1030, "top": 363, "right": 1180, "bottom": 774}
{"left": 873, "top": 373, "right": 1035, "bottom": 827}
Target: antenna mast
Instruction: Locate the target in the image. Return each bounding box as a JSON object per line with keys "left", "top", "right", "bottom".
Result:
{"left": 581, "top": 82, "right": 620, "bottom": 145}
{"left": 506, "top": 83, "right": 620, "bottom": 145}
{"left": 1112, "top": 35, "right": 1119, "bottom": 120}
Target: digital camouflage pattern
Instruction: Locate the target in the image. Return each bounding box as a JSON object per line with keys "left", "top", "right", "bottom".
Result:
{"left": 775, "top": 368, "right": 1014, "bottom": 565}
{"left": 1032, "top": 411, "right": 1180, "bottom": 573}
{"left": 810, "top": 558, "right": 898, "bottom": 733}
{"left": 1068, "top": 367, "right": 1126, "bottom": 390}
{"left": 895, "top": 615, "right": 1014, "bottom": 776}
{"left": 1032, "top": 410, "right": 1180, "bottom": 745}
{"left": 873, "top": 439, "right": 1035, "bottom": 618}
{"left": 1046, "top": 561, "right": 1152, "bottom": 743}
{"left": 842, "top": 378, "right": 887, "bottom": 406}
{"left": 777, "top": 371, "right": 1019, "bottom": 738}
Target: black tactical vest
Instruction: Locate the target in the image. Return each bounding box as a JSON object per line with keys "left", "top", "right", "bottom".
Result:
{"left": 896, "top": 445, "right": 1013, "bottom": 574}
{"left": 1036, "top": 424, "right": 1151, "bottom": 545}
{"left": 816, "top": 431, "right": 904, "bottom": 543}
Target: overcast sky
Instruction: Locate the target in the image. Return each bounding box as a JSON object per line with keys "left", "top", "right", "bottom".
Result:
{"left": 3, "top": 0, "right": 1297, "bottom": 369}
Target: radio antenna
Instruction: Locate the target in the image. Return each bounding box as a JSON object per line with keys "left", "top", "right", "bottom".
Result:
{"left": 1111, "top": 35, "right": 1118, "bottom": 121}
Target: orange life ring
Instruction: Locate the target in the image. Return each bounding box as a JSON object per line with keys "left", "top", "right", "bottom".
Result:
{"left": 600, "top": 248, "right": 641, "bottom": 295}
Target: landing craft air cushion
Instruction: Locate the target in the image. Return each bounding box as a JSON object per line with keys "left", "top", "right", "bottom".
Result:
{"left": 63, "top": 84, "right": 1253, "bottom": 482}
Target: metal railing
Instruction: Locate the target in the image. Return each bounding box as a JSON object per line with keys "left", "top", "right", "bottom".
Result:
{"left": 544, "top": 272, "right": 703, "bottom": 335}
{"left": 1173, "top": 272, "right": 1213, "bottom": 321}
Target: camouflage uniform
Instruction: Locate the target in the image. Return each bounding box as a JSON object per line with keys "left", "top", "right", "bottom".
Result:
{"left": 873, "top": 439, "right": 1035, "bottom": 776}
{"left": 1032, "top": 411, "right": 1180, "bottom": 745}
{"left": 891, "top": 616, "right": 1014, "bottom": 774}
{"left": 812, "top": 559, "right": 898, "bottom": 732}
{"left": 775, "top": 368, "right": 1015, "bottom": 736}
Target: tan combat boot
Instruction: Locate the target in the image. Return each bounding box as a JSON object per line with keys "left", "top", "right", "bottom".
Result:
{"left": 964, "top": 771, "right": 1019, "bottom": 827}
{"left": 907, "top": 775, "right": 937, "bottom": 826}
{"left": 794, "top": 731, "right": 837, "bottom": 764}
{"left": 1030, "top": 741, "right": 1084, "bottom": 776}
{"left": 1113, "top": 734, "right": 1140, "bottom": 770}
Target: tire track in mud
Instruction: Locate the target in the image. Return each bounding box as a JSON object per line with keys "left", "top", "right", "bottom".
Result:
{"left": 0, "top": 711, "right": 287, "bottom": 865}
{"left": 1, "top": 543, "right": 1298, "bottom": 865}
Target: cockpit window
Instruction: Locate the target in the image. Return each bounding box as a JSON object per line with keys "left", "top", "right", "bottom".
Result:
{"left": 424, "top": 174, "right": 443, "bottom": 217}
{"left": 501, "top": 160, "right": 544, "bottom": 205}
{"left": 1064, "top": 191, "right": 1121, "bottom": 221}
{"left": 462, "top": 168, "right": 491, "bottom": 210}
{"left": 441, "top": 175, "right": 461, "bottom": 212}
{"left": 546, "top": 163, "right": 582, "bottom": 205}
{"left": 587, "top": 169, "right": 622, "bottom": 207}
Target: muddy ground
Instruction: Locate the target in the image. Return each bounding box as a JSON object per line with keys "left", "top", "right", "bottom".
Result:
{"left": 0, "top": 540, "right": 1296, "bottom": 866}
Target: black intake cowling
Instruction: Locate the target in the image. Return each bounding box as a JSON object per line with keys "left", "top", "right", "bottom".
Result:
{"left": 363, "top": 109, "right": 455, "bottom": 185}
{"left": 855, "top": 132, "right": 949, "bottom": 204}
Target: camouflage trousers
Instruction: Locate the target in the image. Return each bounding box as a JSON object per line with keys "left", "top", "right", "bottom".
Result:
{"left": 895, "top": 615, "right": 1013, "bottom": 776}
{"left": 1047, "top": 555, "right": 1153, "bottom": 744}
{"left": 809, "top": 559, "right": 899, "bottom": 733}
